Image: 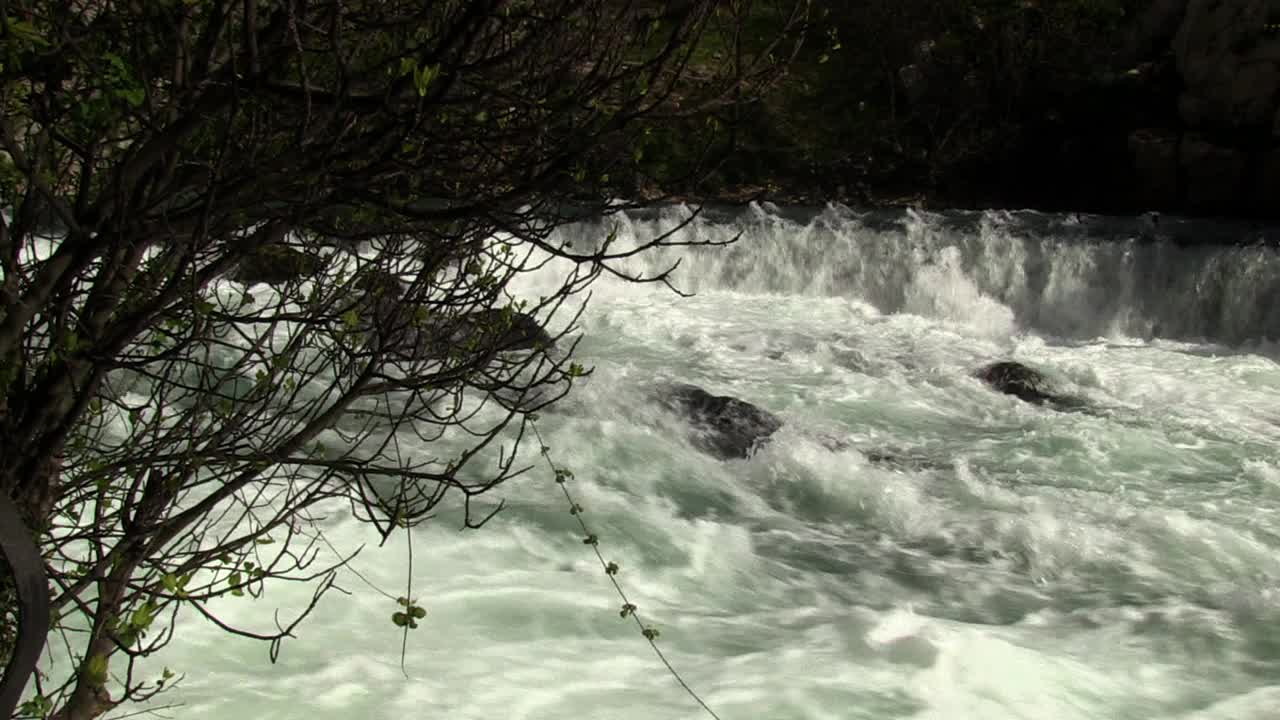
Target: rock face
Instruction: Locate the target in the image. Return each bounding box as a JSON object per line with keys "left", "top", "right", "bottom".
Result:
{"left": 1180, "top": 132, "right": 1249, "bottom": 212}
{"left": 1174, "top": 0, "right": 1280, "bottom": 133}
{"left": 654, "top": 383, "right": 783, "bottom": 460}
{"left": 1128, "top": 128, "right": 1181, "bottom": 209}
{"left": 974, "top": 361, "right": 1064, "bottom": 406}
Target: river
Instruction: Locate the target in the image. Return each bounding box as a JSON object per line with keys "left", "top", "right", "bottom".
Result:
{"left": 141, "top": 204, "right": 1280, "bottom": 720}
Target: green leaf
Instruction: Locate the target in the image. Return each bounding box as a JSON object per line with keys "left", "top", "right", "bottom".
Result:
{"left": 7, "top": 20, "right": 50, "bottom": 48}
{"left": 86, "top": 654, "right": 109, "bottom": 686}
{"left": 392, "top": 611, "right": 409, "bottom": 627}
{"left": 161, "top": 573, "right": 178, "bottom": 592}
{"left": 120, "top": 87, "right": 145, "bottom": 107}
{"left": 130, "top": 603, "right": 157, "bottom": 631}
{"left": 19, "top": 695, "right": 53, "bottom": 717}
{"left": 104, "top": 52, "right": 127, "bottom": 72}
{"left": 412, "top": 63, "right": 440, "bottom": 97}
{"left": 397, "top": 596, "right": 411, "bottom": 607}
{"left": 410, "top": 606, "right": 426, "bottom": 619}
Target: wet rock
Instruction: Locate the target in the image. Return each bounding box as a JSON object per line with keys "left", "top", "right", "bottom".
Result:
{"left": 974, "top": 361, "right": 1071, "bottom": 407}
{"left": 461, "top": 309, "right": 555, "bottom": 352}
{"left": 231, "top": 244, "right": 323, "bottom": 286}
{"left": 1179, "top": 133, "right": 1248, "bottom": 213}
{"left": 362, "top": 289, "right": 554, "bottom": 363}
{"left": 1126, "top": 0, "right": 1190, "bottom": 61}
{"left": 1256, "top": 148, "right": 1280, "bottom": 209}
{"left": 862, "top": 450, "right": 950, "bottom": 472}
{"left": 654, "top": 383, "right": 783, "bottom": 460}
{"left": 1128, "top": 128, "right": 1180, "bottom": 209}
{"left": 1174, "top": 0, "right": 1280, "bottom": 132}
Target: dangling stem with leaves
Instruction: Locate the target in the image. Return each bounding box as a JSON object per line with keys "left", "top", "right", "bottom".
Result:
{"left": 527, "top": 418, "right": 724, "bottom": 720}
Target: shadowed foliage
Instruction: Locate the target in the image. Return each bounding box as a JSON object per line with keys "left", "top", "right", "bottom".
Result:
{"left": 0, "top": 1, "right": 808, "bottom": 717}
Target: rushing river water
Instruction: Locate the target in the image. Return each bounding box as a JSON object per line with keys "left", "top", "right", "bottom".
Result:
{"left": 134, "top": 205, "right": 1280, "bottom": 720}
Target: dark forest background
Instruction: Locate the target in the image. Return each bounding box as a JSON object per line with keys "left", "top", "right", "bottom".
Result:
{"left": 624, "top": 0, "right": 1280, "bottom": 219}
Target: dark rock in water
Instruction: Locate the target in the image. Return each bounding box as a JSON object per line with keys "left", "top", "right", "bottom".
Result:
{"left": 974, "top": 361, "right": 1059, "bottom": 405}
{"left": 232, "top": 244, "right": 323, "bottom": 286}
{"left": 462, "top": 309, "right": 554, "bottom": 352}
{"left": 359, "top": 281, "right": 554, "bottom": 362}
{"left": 863, "top": 450, "right": 951, "bottom": 472}
{"left": 654, "top": 383, "right": 783, "bottom": 460}
{"left": 974, "top": 361, "right": 1089, "bottom": 411}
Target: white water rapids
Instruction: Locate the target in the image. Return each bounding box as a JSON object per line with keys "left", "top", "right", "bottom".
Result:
{"left": 101, "top": 205, "right": 1280, "bottom": 719}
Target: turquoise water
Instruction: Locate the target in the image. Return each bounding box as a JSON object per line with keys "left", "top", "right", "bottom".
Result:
{"left": 123, "top": 205, "right": 1280, "bottom": 719}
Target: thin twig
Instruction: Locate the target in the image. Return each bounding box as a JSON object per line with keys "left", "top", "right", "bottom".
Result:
{"left": 528, "top": 420, "right": 723, "bottom": 720}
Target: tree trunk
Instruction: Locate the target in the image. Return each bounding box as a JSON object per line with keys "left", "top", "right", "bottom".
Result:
{"left": 0, "top": 490, "right": 50, "bottom": 719}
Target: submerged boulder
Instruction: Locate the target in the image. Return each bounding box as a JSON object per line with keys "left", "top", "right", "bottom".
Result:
{"left": 654, "top": 382, "right": 783, "bottom": 460}
{"left": 975, "top": 361, "right": 1058, "bottom": 404}
{"left": 371, "top": 305, "right": 554, "bottom": 363}
{"left": 232, "top": 244, "right": 323, "bottom": 286}
{"left": 351, "top": 273, "right": 554, "bottom": 360}
{"left": 461, "top": 309, "right": 555, "bottom": 353}
{"left": 974, "top": 361, "right": 1088, "bottom": 411}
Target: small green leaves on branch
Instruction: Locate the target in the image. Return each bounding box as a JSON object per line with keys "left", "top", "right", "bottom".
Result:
{"left": 228, "top": 571, "right": 244, "bottom": 596}
{"left": 85, "top": 654, "right": 110, "bottom": 687}
{"left": 161, "top": 572, "right": 193, "bottom": 598}
{"left": 392, "top": 597, "right": 427, "bottom": 629}
{"left": 526, "top": 415, "right": 719, "bottom": 718}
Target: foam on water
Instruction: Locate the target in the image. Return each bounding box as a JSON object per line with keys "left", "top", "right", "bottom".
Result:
{"left": 109, "top": 205, "right": 1280, "bottom": 719}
